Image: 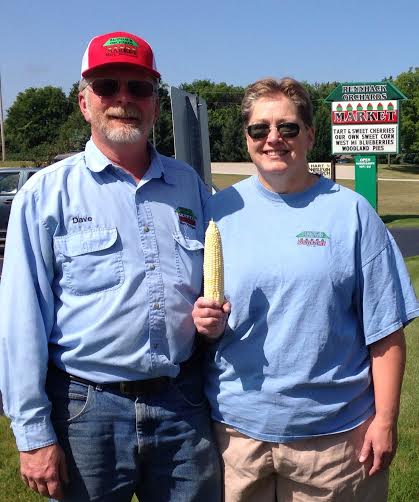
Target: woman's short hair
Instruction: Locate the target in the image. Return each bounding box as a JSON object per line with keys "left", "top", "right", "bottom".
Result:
{"left": 241, "top": 77, "right": 313, "bottom": 128}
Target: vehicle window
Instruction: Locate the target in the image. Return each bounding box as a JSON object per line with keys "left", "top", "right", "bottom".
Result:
{"left": 0, "top": 173, "right": 20, "bottom": 195}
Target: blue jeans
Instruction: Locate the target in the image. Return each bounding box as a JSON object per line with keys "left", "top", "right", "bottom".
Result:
{"left": 46, "top": 356, "right": 221, "bottom": 502}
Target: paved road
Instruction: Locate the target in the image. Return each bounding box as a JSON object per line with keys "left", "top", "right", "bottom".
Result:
{"left": 212, "top": 162, "right": 357, "bottom": 179}
{"left": 389, "top": 228, "right": 419, "bottom": 258}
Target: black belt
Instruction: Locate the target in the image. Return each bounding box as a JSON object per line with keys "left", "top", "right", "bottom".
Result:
{"left": 50, "top": 365, "right": 172, "bottom": 396}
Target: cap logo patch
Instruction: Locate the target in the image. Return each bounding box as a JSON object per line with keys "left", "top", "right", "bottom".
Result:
{"left": 104, "top": 37, "right": 139, "bottom": 47}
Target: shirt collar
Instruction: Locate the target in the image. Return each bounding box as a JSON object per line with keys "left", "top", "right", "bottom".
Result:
{"left": 147, "top": 144, "right": 176, "bottom": 185}
{"left": 84, "top": 139, "right": 112, "bottom": 173}
{"left": 84, "top": 138, "right": 176, "bottom": 186}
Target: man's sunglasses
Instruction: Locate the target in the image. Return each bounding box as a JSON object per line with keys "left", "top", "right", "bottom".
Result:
{"left": 88, "top": 78, "right": 156, "bottom": 99}
{"left": 247, "top": 122, "right": 300, "bottom": 140}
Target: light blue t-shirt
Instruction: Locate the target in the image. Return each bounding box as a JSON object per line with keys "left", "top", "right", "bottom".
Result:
{"left": 204, "top": 175, "right": 419, "bottom": 443}
{"left": 0, "top": 139, "right": 209, "bottom": 450}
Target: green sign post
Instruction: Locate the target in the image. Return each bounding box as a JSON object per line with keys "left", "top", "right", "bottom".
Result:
{"left": 354, "top": 155, "right": 377, "bottom": 210}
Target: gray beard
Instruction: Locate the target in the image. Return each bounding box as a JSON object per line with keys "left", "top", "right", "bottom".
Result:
{"left": 86, "top": 97, "right": 147, "bottom": 144}
{"left": 103, "top": 124, "right": 144, "bottom": 144}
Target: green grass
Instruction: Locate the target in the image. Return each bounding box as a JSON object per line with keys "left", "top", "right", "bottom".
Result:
{"left": 0, "top": 418, "right": 42, "bottom": 500}
{"left": 377, "top": 163, "right": 419, "bottom": 179}
{"left": 388, "top": 257, "right": 419, "bottom": 502}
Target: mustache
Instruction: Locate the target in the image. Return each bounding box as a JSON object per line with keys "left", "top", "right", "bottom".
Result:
{"left": 105, "top": 106, "right": 141, "bottom": 120}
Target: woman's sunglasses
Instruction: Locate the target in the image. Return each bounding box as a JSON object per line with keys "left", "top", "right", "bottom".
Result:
{"left": 247, "top": 122, "right": 300, "bottom": 140}
{"left": 88, "top": 78, "right": 156, "bottom": 99}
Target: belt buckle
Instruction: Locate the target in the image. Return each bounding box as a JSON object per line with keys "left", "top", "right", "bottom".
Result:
{"left": 119, "top": 377, "right": 170, "bottom": 396}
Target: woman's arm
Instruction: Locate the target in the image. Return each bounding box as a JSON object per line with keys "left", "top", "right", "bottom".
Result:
{"left": 359, "top": 328, "right": 406, "bottom": 475}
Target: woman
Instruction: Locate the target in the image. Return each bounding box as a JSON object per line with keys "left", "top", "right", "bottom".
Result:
{"left": 192, "top": 77, "right": 419, "bottom": 502}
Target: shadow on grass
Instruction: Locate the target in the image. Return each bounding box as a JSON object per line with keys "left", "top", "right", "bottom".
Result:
{"left": 380, "top": 164, "right": 419, "bottom": 176}
{"left": 382, "top": 215, "right": 419, "bottom": 226}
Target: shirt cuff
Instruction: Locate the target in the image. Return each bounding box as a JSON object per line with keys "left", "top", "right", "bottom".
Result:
{"left": 12, "top": 417, "right": 57, "bottom": 452}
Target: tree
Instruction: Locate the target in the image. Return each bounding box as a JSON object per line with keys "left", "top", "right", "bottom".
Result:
{"left": 5, "top": 86, "right": 70, "bottom": 158}
{"left": 394, "top": 68, "right": 419, "bottom": 155}
{"left": 304, "top": 81, "right": 337, "bottom": 162}
{"left": 180, "top": 80, "right": 246, "bottom": 161}
{"left": 55, "top": 108, "right": 90, "bottom": 154}
{"left": 153, "top": 83, "right": 174, "bottom": 157}
{"left": 209, "top": 106, "right": 248, "bottom": 161}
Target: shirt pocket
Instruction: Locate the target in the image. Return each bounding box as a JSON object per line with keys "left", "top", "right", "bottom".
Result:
{"left": 173, "top": 231, "right": 204, "bottom": 301}
{"left": 54, "top": 228, "right": 124, "bottom": 295}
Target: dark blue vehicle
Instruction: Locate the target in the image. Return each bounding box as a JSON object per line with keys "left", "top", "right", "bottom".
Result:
{"left": 0, "top": 167, "right": 42, "bottom": 254}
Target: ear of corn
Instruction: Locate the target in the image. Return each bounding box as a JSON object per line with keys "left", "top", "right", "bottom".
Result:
{"left": 204, "top": 220, "right": 224, "bottom": 303}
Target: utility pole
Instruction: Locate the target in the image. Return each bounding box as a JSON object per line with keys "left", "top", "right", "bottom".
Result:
{"left": 0, "top": 73, "right": 5, "bottom": 161}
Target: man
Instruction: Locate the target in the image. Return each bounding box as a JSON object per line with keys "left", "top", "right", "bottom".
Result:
{"left": 0, "top": 31, "right": 220, "bottom": 501}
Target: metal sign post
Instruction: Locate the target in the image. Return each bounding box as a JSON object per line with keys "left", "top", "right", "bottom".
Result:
{"left": 170, "top": 87, "right": 212, "bottom": 189}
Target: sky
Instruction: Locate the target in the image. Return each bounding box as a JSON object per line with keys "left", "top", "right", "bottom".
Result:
{"left": 1, "top": 0, "right": 418, "bottom": 115}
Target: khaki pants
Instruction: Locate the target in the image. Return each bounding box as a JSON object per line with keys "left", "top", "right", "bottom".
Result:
{"left": 214, "top": 419, "right": 388, "bottom": 502}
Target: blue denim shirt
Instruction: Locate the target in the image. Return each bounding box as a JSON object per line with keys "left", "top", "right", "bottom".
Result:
{"left": 0, "top": 139, "right": 210, "bottom": 450}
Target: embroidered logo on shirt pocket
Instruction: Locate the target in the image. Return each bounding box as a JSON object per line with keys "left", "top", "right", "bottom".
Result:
{"left": 54, "top": 228, "right": 124, "bottom": 295}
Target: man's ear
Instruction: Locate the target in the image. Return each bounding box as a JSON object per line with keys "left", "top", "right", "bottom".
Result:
{"left": 79, "top": 92, "right": 91, "bottom": 123}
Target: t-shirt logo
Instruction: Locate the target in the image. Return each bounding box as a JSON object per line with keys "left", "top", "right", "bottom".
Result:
{"left": 296, "top": 231, "right": 330, "bottom": 247}
{"left": 176, "top": 207, "right": 197, "bottom": 229}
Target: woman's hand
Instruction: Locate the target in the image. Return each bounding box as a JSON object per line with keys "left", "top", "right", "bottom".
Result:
{"left": 360, "top": 328, "right": 406, "bottom": 476}
{"left": 359, "top": 416, "right": 397, "bottom": 476}
{"left": 192, "top": 297, "right": 231, "bottom": 341}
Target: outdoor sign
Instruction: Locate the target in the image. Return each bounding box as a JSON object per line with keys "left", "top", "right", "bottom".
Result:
{"left": 326, "top": 81, "right": 406, "bottom": 211}
{"left": 308, "top": 162, "right": 334, "bottom": 180}
{"left": 326, "top": 82, "right": 407, "bottom": 155}
{"left": 331, "top": 101, "right": 398, "bottom": 154}
{"left": 354, "top": 155, "right": 377, "bottom": 210}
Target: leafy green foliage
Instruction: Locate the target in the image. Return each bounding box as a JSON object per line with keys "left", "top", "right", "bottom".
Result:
{"left": 180, "top": 80, "right": 245, "bottom": 161}
{"left": 3, "top": 69, "right": 419, "bottom": 164}
{"left": 153, "top": 83, "right": 174, "bottom": 157}
{"left": 5, "top": 86, "right": 70, "bottom": 160}
{"left": 394, "top": 68, "right": 419, "bottom": 154}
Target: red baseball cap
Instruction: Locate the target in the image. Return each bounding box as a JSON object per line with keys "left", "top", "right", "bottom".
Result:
{"left": 81, "top": 31, "right": 160, "bottom": 79}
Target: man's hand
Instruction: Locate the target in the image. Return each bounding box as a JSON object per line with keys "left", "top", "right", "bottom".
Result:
{"left": 192, "top": 297, "right": 231, "bottom": 340}
{"left": 20, "top": 443, "right": 69, "bottom": 500}
{"left": 359, "top": 416, "right": 397, "bottom": 476}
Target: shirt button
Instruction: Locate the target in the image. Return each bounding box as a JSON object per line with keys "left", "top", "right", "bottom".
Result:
{"left": 153, "top": 303, "right": 160, "bottom": 310}
{"left": 144, "top": 226, "right": 150, "bottom": 232}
